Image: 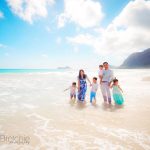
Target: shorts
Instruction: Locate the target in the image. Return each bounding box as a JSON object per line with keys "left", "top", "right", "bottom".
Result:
{"left": 70, "top": 93, "right": 76, "bottom": 99}
{"left": 90, "top": 91, "right": 96, "bottom": 103}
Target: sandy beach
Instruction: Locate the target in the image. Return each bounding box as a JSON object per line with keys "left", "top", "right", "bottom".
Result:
{"left": 0, "top": 69, "right": 150, "bottom": 150}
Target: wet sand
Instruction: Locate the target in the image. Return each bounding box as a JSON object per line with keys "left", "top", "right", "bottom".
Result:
{"left": 0, "top": 69, "right": 150, "bottom": 150}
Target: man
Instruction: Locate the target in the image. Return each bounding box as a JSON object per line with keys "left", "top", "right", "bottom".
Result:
{"left": 101, "top": 62, "right": 114, "bottom": 104}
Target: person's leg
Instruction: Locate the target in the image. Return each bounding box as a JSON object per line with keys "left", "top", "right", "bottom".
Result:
{"left": 101, "top": 82, "right": 107, "bottom": 102}
{"left": 81, "top": 89, "right": 85, "bottom": 101}
{"left": 71, "top": 94, "right": 76, "bottom": 103}
{"left": 93, "top": 92, "right": 96, "bottom": 104}
{"left": 81, "top": 85, "right": 87, "bottom": 101}
{"left": 78, "top": 88, "right": 82, "bottom": 101}
{"left": 90, "top": 92, "right": 95, "bottom": 103}
{"left": 78, "top": 88, "right": 85, "bottom": 102}
{"left": 90, "top": 92, "right": 93, "bottom": 103}
{"left": 105, "top": 83, "right": 111, "bottom": 104}
{"left": 70, "top": 94, "right": 73, "bottom": 99}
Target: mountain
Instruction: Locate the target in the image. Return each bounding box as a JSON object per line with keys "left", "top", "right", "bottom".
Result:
{"left": 120, "top": 48, "right": 150, "bottom": 69}
{"left": 57, "top": 66, "right": 72, "bottom": 70}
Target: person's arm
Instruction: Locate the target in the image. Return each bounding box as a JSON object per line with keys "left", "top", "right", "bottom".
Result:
{"left": 96, "top": 84, "right": 98, "bottom": 91}
{"left": 109, "top": 80, "right": 112, "bottom": 87}
{"left": 110, "top": 84, "right": 113, "bottom": 88}
{"left": 118, "top": 85, "right": 123, "bottom": 93}
{"left": 64, "top": 87, "right": 70, "bottom": 91}
{"left": 86, "top": 76, "right": 92, "bottom": 86}
{"left": 100, "top": 71, "right": 104, "bottom": 84}
{"left": 100, "top": 75, "right": 103, "bottom": 84}
{"left": 78, "top": 78, "right": 80, "bottom": 92}
{"left": 98, "top": 71, "right": 101, "bottom": 80}
{"left": 109, "top": 70, "right": 114, "bottom": 87}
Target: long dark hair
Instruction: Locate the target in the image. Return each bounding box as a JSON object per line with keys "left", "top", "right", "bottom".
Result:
{"left": 78, "top": 69, "right": 87, "bottom": 79}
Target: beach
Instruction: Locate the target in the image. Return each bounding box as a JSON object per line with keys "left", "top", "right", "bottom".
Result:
{"left": 0, "top": 69, "right": 150, "bottom": 150}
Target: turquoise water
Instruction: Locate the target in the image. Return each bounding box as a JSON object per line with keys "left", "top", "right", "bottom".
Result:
{"left": 0, "top": 69, "right": 64, "bottom": 74}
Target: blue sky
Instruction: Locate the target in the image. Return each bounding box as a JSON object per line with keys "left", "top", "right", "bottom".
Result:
{"left": 0, "top": 0, "right": 149, "bottom": 69}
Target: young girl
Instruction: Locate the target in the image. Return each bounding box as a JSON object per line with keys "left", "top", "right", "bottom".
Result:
{"left": 111, "top": 78, "right": 124, "bottom": 105}
{"left": 64, "top": 82, "right": 77, "bottom": 100}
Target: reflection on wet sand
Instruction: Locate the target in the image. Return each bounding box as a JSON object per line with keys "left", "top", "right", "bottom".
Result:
{"left": 76, "top": 101, "right": 87, "bottom": 109}
{"left": 101, "top": 103, "right": 124, "bottom": 112}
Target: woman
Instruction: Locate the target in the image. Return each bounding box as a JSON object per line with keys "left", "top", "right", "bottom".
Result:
{"left": 77, "top": 69, "right": 91, "bottom": 102}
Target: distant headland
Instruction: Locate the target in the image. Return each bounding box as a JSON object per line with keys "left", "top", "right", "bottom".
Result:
{"left": 57, "top": 66, "right": 72, "bottom": 70}
{"left": 120, "top": 48, "right": 150, "bottom": 69}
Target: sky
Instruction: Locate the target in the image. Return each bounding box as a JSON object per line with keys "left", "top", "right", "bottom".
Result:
{"left": 0, "top": 0, "right": 150, "bottom": 69}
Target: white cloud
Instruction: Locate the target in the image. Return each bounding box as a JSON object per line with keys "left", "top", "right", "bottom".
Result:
{"left": 7, "top": 0, "right": 55, "bottom": 24}
{"left": 67, "top": 33, "right": 95, "bottom": 47}
{"left": 41, "top": 54, "right": 48, "bottom": 58}
{"left": 58, "top": 0, "right": 104, "bottom": 28}
{"left": 0, "top": 11, "right": 4, "bottom": 18}
{"left": 67, "top": 0, "right": 150, "bottom": 65}
{"left": 113, "top": 0, "right": 150, "bottom": 29}
{"left": 57, "top": 13, "right": 67, "bottom": 28}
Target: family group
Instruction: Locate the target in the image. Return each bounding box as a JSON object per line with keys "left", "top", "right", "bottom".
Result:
{"left": 65, "top": 62, "right": 124, "bottom": 105}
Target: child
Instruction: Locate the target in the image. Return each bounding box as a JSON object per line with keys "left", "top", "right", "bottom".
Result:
{"left": 64, "top": 82, "right": 77, "bottom": 100}
{"left": 111, "top": 78, "right": 124, "bottom": 105}
{"left": 90, "top": 77, "right": 98, "bottom": 104}
{"left": 98, "top": 65, "right": 103, "bottom": 84}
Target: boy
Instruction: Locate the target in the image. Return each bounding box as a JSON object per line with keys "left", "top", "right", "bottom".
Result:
{"left": 64, "top": 82, "right": 77, "bottom": 100}
{"left": 90, "top": 77, "right": 98, "bottom": 104}
{"left": 98, "top": 65, "right": 103, "bottom": 84}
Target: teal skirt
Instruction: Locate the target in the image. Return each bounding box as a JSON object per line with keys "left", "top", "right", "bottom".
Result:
{"left": 113, "top": 93, "right": 124, "bottom": 105}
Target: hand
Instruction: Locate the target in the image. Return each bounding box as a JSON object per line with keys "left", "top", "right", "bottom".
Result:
{"left": 78, "top": 87, "right": 80, "bottom": 92}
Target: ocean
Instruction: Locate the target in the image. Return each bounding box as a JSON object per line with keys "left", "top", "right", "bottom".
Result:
{"left": 0, "top": 69, "right": 150, "bottom": 150}
{"left": 0, "top": 69, "right": 65, "bottom": 74}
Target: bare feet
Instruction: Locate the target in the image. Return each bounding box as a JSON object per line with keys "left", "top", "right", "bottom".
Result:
{"left": 92, "top": 100, "right": 96, "bottom": 105}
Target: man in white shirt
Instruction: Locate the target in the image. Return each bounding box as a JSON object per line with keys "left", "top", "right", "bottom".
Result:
{"left": 101, "top": 62, "right": 114, "bottom": 104}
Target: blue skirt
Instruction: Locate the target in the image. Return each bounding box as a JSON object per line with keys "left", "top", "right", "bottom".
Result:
{"left": 113, "top": 93, "right": 124, "bottom": 105}
{"left": 78, "top": 79, "right": 87, "bottom": 101}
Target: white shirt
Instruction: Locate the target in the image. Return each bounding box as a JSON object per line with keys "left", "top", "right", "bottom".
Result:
{"left": 98, "top": 69, "right": 103, "bottom": 76}
{"left": 70, "top": 86, "right": 77, "bottom": 94}
{"left": 91, "top": 83, "right": 98, "bottom": 92}
{"left": 102, "top": 69, "right": 114, "bottom": 82}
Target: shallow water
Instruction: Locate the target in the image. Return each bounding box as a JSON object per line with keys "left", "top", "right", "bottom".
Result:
{"left": 0, "top": 69, "right": 150, "bottom": 150}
